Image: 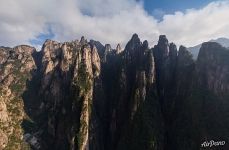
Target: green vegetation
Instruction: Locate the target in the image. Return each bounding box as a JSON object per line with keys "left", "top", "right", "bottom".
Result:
{"left": 77, "top": 119, "right": 88, "bottom": 149}
{"left": 4, "top": 125, "right": 23, "bottom": 150}
{"left": 72, "top": 61, "right": 92, "bottom": 149}
{"left": 9, "top": 61, "right": 31, "bottom": 95}
{"left": 74, "top": 62, "right": 92, "bottom": 93}
{"left": 1, "top": 57, "right": 33, "bottom": 149}
{"left": 10, "top": 83, "right": 24, "bottom": 94}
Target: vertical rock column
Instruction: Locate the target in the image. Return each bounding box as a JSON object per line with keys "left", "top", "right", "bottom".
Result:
{"left": 72, "top": 43, "right": 101, "bottom": 150}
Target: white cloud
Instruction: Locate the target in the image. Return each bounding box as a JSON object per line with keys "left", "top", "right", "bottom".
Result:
{"left": 159, "top": 1, "right": 229, "bottom": 47}
{"left": 0, "top": 0, "right": 229, "bottom": 49}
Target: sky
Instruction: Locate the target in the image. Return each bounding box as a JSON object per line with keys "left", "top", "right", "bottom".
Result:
{"left": 143, "top": 0, "right": 216, "bottom": 19}
{"left": 0, "top": 0, "right": 229, "bottom": 50}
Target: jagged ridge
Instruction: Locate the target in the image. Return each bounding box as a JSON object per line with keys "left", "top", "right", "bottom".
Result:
{"left": 0, "top": 34, "right": 229, "bottom": 150}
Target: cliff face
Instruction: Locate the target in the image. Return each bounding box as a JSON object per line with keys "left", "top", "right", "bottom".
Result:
{"left": 0, "top": 45, "right": 36, "bottom": 149}
{"left": 0, "top": 34, "right": 229, "bottom": 150}
{"left": 26, "top": 38, "right": 101, "bottom": 150}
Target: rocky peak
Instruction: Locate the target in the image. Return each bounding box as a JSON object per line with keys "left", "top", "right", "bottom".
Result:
{"left": 89, "top": 40, "right": 104, "bottom": 51}
{"left": 196, "top": 42, "right": 229, "bottom": 95}
{"left": 125, "top": 33, "right": 141, "bottom": 51}
{"left": 142, "top": 40, "right": 149, "bottom": 50}
{"left": 40, "top": 40, "right": 62, "bottom": 74}
{"left": 169, "top": 43, "right": 177, "bottom": 60}
{"left": 177, "top": 45, "right": 194, "bottom": 65}
{"left": 159, "top": 35, "right": 169, "bottom": 46}
{"left": 89, "top": 40, "right": 105, "bottom": 63}
{"left": 197, "top": 42, "right": 224, "bottom": 61}
{"left": 154, "top": 35, "right": 169, "bottom": 61}
{"left": 115, "top": 43, "right": 122, "bottom": 54}
{"left": 14, "top": 45, "right": 35, "bottom": 54}
{"left": 105, "top": 44, "right": 112, "bottom": 52}
{"left": 32, "top": 37, "right": 103, "bottom": 150}
{"left": 98, "top": 44, "right": 112, "bottom": 63}
{"left": 123, "top": 34, "right": 143, "bottom": 62}
{"left": 132, "top": 33, "right": 139, "bottom": 41}
{"left": 158, "top": 35, "right": 169, "bottom": 46}
{"left": 80, "top": 36, "right": 87, "bottom": 45}
{"left": 0, "top": 45, "right": 35, "bottom": 62}
{"left": 91, "top": 45, "right": 101, "bottom": 77}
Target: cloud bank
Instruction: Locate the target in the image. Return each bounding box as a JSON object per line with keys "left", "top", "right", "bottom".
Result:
{"left": 0, "top": 0, "right": 229, "bottom": 49}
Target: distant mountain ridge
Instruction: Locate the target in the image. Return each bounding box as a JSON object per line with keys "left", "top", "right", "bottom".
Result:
{"left": 188, "top": 37, "right": 229, "bottom": 59}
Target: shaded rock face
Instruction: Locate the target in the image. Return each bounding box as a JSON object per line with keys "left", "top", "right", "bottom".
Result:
{"left": 153, "top": 36, "right": 178, "bottom": 115}
{"left": 1, "top": 34, "right": 229, "bottom": 150}
{"left": 101, "top": 34, "right": 164, "bottom": 150}
{"left": 185, "top": 42, "right": 229, "bottom": 150}
{"left": 197, "top": 42, "right": 229, "bottom": 94}
{"left": 163, "top": 42, "right": 229, "bottom": 150}
{"left": 89, "top": 34, "right": 162, "bottom": 150}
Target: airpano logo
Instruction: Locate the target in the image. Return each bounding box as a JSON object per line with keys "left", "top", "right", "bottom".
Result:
{"left": 201, "top": 140, "right": 225, "bottom": 148}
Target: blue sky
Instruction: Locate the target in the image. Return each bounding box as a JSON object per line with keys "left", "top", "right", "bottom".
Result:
{"left": 29, "top": 27, "right": 54, "bottom": 46}
{"left": 143, "top": 0, "right": 216, "bottom": 13}
{"left": 143, "top": 0, "right": 216, "bottom": 19}
{"left": 0, "top": 0, "right": 229, "bottom": 49}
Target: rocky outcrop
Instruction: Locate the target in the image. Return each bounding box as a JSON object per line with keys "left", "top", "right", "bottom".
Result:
{"left": 33, "top": 38, "right": 101, "bottom": 150}
{"left": 0, "top": 45, "right": 36, "bottom": 149}
{"left": 104, "top": 34, "right": 164, "bottom": 150}
{"left": 115, "top": 44, "right": 122, "bottom": 54}
{"left": 197, "top": 42, "right": 229, "bottom": 94}
{"left": 0, "top": 129, "right": 8, "bottom": 149}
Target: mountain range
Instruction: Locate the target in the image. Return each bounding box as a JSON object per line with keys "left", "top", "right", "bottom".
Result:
{"left": 0, "top": 34, "right": 229, "bottom": 150}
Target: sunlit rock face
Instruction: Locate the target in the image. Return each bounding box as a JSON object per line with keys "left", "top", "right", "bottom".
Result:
{"left": 1, "top": 34, "right": 229, "bottom": 150}
{"left": 0, "top": 45, "right": 36, "bottom": 149}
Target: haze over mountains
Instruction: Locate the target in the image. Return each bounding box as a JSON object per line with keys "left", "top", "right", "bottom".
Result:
{"left": 188, "top": 37, "right": 229, "bottom": 59}
{"left": 0, "top": 33, "right": 229, "bottom": 150}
